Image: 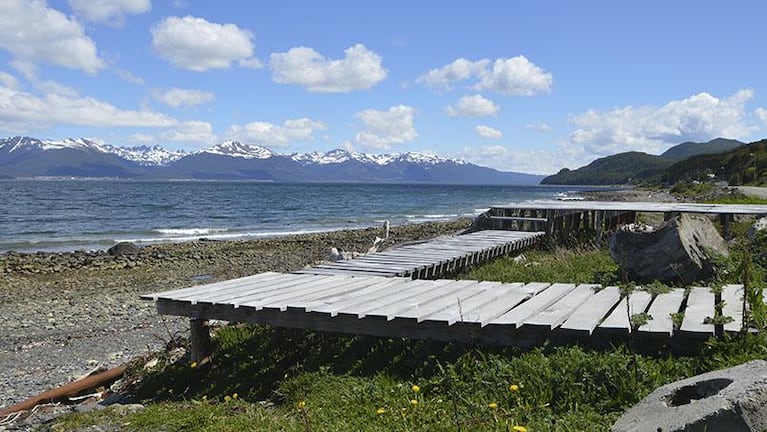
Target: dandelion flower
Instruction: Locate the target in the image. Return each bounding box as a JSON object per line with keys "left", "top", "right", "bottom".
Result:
{"left": 376, "top": 407, "right": 386, "bottom": 415}
{"left": 232, "top": 393, "right": 238, "bottom": 400}
{"left": 297, "top": 400, "right": 306, "bottom": 409}
{"left": 190, "top": 361, "right": 197, "bottom": 368}
{"left": 509, "top": 384, "right": 519, "bottom": 392}
{"left": 411, "top": 384, "right": 420, "bottom": 393}
{"left": 410, "top": 399, "right": 418, "bottom": 405}
{"left": 488, "top": 402, "right": 498, "bottom": 409}
{"left": 224, "top": 395, "right": 231, "bottom": 402}
{"left": 512, "top": 426, "right": 527, "bottom": 432}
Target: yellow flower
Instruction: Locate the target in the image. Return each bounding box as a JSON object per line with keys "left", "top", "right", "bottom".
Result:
{"left": 376, "top": 407, "right": 386, "bottom": 415}
{"left": 190, "top": 361, "right": 197, "bottom": 368}
{"left": 224, "top": 395, "right": 231, "bottom": 402}
{"left": 297, "top": 400, "right": 306, "bottom": 409}
{"left": 512, "top": 426, "right": 527, "bottom": 432}
{"left": 410, "top": 399, "right": 418, "bottom": 405}
{"left": 488, "top": 402, "right": 498, "bottom": 409}
{"left": 509, "top": 384, "right": 519, "bottom": 392}
{"left": 232, "top": 393, "right": 238, "bottom": 400}
{"left": 411, "top": 384, "right": 420, "bottom": 393}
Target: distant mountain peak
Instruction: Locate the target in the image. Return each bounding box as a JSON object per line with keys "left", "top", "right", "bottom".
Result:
{"left": 105, "top": 144, "right": 186, "bottom": 166}
{"left": 200, "top": 141, "right": 275, "bottom": 159}
{"left": 290, "top": 148, "right": 467, "bottom": 166}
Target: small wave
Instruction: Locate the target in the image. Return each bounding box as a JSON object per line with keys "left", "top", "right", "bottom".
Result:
{"left": 422, "top": 214, "right": 458, "bottom": 219}
{"left": 153, "top": 228, "right": 229, "bottom": 236}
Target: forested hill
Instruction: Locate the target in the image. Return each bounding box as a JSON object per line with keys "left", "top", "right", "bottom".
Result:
{"left": 660, "top": 138, "right": 744, "bottom": 161}
{"left": 665, "top": 139, "right": 767, "bottom": 185}
{"left": 541, "top": 138, "right": 746, "bottom": 185}
{"left": 541, "top": 152, "right": 672, "bottom": 185}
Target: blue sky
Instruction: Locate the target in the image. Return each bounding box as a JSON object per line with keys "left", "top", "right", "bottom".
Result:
{"left": 1, "top": 0, "right": 766, "bottom": 174}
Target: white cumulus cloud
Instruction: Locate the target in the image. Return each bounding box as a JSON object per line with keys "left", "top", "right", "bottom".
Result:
{"left": 756, "top": 107, "right": 767, "bottom": 125}
{"left": 155, "top": 87, "right": 214, "bottom": 108}
{"left": 151, "top": 16, "right": 261, "bottom": 71}
{"left": 445, "top": 94, "right": 499, "bottom": 117}
{"left": 227, "top": 118, "right": 326, "bottom": 147}
{"left": 566, "top": 89, "right": 757, "bottom": 158}
{"left": 0, "top": 71, "right": 21, "bottom": 90}
{"left": 0, "top": 82, "right": 177, "bottom": 132}
{"left": 0, "top": 0, "right": 104, "bottom": 75}
{"left": 353, "top": 105, "right": 417, "bottom": 150}
{"left": 270, "top": 44, "right": 387, "bottom": 92}
{"left": 160, "top": 120, "right": 217, "bottom": 144}
{"left": 67, "top": 0, "right": 151, "bottom": 26}
{"left": 461, "top": 145, "right": 561, "bottom": 175}
{"left": 475, "top": 125, "right": 502, "bottom": 139}
{"left": 418, "top": 56, "right": 551, "bottom": 96}
{"left": 526, "top": 122, "right": 552, "bottom": 133}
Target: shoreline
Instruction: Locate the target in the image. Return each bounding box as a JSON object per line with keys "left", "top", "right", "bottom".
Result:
{"left": 0, "top": 218, "right": 472, "bottom": 409}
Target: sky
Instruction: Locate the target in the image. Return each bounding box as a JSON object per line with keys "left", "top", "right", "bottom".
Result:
{"left": 1, "top": 0, "right": 766, "bottom": 175}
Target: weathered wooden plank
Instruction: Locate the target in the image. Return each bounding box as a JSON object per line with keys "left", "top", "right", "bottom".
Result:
{"left": 491, "top": 283, "right": 577, "bottom": 327}
{"left": 491, "top": 202, "right": 767, "bottom": 216}
{"left": 141, "top": 272, "right": 284, "bottom": 301}
{"left": 473, "top": 282, "right": 551, "bottom": 326}
{"left": 393, "top": 280, "right": 483, "bottom": 321}
{"left": 324, "top": 279, "right": 437, "bottom": 317}
{"left": 301, "top": 278, "right": 413, "bottom": 313}
{"left": 597, "top": 290, "right": 653, "bottom": 334}
{"left": 363, "top": 280, "right": 462, "bottom": 320}
{"left": 561, "top": 286, "right": 622, "bottom": 334}
{"left": 423, "top": 282, "right": 527, "bottom": 325}
{"left": 238, "top": 276, "right": 386, "bottom": 310}
{"left": 523, "top": 284, "right": 598, "bottom": 329}
{"left": 183, "top": 273, "right": 325, "bottom": 304}
{"left": 679, "top": 287, "right": 715, "bottom": 337}
{"left": 721, "top": 284, "right": 744, "bottom": 332}
{"left": 638, "top": 289, "right": 685, "bottom": 337}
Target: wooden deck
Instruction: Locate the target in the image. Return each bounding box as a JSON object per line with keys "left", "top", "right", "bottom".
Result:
{"left": 491, "top": 201, "right": 767, "bottom": 215}
{"left": 486, "top": 200, "right": 767, "bottom": 240}
{"left": 294, "top": 230, "right": 545, "bottom": 278}
{"left": 142, "top": 273, "right": 748, "bottom": 360}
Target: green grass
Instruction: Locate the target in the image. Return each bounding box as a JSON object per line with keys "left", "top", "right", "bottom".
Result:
{"left": 460, "top": 248, "right": 619, "bottom": 286}
{"left": 51, "top": 243, "right": 767, "bottom": 432}
{"left": 703, "top": 195, "right": 767, "bottom": 205}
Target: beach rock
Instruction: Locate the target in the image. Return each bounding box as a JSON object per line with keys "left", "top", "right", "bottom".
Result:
{"left": 748, "top": 217, "right": 767, "bottom": 241}
{"left": 612, "top": 360, "right": 767, "bottom": 432}
{"left": 608, "top": 214, "right": 728, "bottom": 284}
{"left": 107, "top": 242, "right": 139, "bottom": 257}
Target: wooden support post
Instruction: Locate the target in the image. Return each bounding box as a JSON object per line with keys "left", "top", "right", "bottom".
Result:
{"left": 190, "top": 318, "right": 211, "bottom": 363}
{"left": 720, "top": 214, "right": 732, "bottom": 239}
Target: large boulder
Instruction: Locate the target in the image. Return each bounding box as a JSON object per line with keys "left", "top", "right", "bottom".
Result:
{"left": 612, "top": 360, "right": 767, "bottom": 432}
{"left": 608, "top": 213, "right": 728, "bottom": 285}
{"left": 107, "top": 242, "right": 139, "bottom": 257}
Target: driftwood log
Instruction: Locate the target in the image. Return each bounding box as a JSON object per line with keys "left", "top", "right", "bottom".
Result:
{"left": 609, "top": 214, "right": 729, "bottom": 285}
{"left": 0, "top": 364, "right": 127, "bottom": 416}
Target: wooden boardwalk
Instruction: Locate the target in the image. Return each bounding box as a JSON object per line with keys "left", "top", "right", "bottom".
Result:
{"left": 486, "top": 201, "right": 767, "bottom": 240}
{"left": 142, "top": 273, "right": 747, "bottom": 360}
{"left": 294, "top": 230, "right": 545, "bottom": 278}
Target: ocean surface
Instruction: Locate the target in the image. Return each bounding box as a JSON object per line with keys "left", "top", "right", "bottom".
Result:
{"left": 0, "top": 180, "right": 601, "bottom": 253}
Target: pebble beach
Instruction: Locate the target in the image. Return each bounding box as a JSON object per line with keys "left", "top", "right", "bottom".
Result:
{"left": 0, "top": 219, "right": 472, "bottom": 411}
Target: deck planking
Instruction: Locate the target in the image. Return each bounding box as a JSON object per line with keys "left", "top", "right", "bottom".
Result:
{"left": 144, "top": 274, "right": 749, "bottom": 356}
{"left": 295, "top": 230, "right": 545, "bottom": 279}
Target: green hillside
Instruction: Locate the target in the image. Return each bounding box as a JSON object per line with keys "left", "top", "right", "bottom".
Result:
{"left": 664, "top": 139, "right": 767, "bottom": 185}
{"left": 541, "top": 151, "right": 672, "bottom": 185}
{"left": 660, "top": 138, "right": 744, "bottom": 161}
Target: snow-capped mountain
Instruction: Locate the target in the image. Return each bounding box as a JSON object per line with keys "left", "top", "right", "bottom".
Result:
{"left": 290, "top": 149, "right": 467, "bottom": 166}
{"left": 0, "top": 136, "right": 186, "bottom": 167}
{"left": 0, "top": 136, "right": 544, "bottom": 185}
{"left": 105, "top": 145, "right": 187, "bottom": 166}
{"left": 199, "top": 141, "right": 275, "bottom": 159}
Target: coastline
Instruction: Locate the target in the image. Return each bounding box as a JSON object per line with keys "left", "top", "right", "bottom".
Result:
{"left": 0, "top": 219, "right": 471, "bottom": 409}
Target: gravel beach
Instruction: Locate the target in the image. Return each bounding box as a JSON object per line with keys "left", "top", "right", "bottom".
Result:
{"left": 0, "top": 219, "right": 471, "bottom": 412}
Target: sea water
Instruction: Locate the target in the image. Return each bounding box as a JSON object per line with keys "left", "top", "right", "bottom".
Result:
{"left": 0, "top": 179, "right": 600, "bottom": 253}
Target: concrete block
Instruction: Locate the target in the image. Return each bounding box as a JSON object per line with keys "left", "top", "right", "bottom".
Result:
{"left": 612, "top": 360, "right": 767, "bottom": 432}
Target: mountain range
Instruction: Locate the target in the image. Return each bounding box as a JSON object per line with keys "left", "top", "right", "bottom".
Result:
{"left": 541, "top": 138, "right": 747, "bottom": 185}
{"left": 0, "top": 136, "right": 544, "bottom": 185}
